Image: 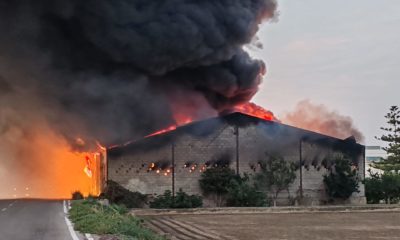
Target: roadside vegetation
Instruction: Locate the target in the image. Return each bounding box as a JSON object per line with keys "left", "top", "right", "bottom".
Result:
{"left": 149, "top": 189, "right": 203, "bottom": 209}
{"left": 103, "top": 180, "right": 148, "bottom": 208}
{"left": 69, "top": 199, "right": 165, "bottom": 240}
{"left": 365, "top": 171, "right": 400, "bottom": 203}
{"left": 364, "top": 106, "right": 400, "bottom": 204}
{"left": 372, "top": 106, "right": 400, "bottom": 172}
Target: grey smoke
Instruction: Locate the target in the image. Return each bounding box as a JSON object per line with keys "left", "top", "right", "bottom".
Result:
{"left": 0, "top": 0, "right": 277, "bottom": 147}
{"left": 282, "top": 100, "right": 364, "bottom": 143}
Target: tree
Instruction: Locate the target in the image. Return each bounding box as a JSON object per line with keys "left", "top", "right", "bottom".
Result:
{"left": 380, "top": 173, "right": 400, "bottom": 203}
{"left": 323, "top": 155, "right": 359, "bottom": 201}
{"left": 226, "top": 174, "right": 267, "bottom": 207}
{"left": 374, "top": 106, "right": 400, "bottom": 172}
{"left": 199, "top": 166, "right": 238, "bottom": 206}
{"left": 364, "top": 170, "right": 385, "bottom": 204}
{"left": 254, "top": 155, "right": 296, "bottom": 207}
{"left": 364, "top": 170, "right": 400, "bottom": 204}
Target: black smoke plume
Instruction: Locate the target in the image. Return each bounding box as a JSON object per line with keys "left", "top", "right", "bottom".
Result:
{"left": 0, "top": 0, "right": 277, "bottom": 147}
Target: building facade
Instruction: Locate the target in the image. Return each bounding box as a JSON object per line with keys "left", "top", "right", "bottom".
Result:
{"left": 108, "top": 113, "right": 366, "bottom": 205}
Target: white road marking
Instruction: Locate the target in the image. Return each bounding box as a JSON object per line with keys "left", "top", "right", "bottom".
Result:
{"left": 63, "top": 200, "right": 80, "bottom": 240}
{"left": 85, "top": 233, "right": 94, "bottom": 240}
{"left": 1, "top": 201, "right": 16, "bottom": 213}
{"left": 63, "top": 200, "right": 68, "bottom": 214}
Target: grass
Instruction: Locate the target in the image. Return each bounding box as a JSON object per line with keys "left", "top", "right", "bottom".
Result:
{"left": 69, "top": 199, "right": 165, "bottom": 240}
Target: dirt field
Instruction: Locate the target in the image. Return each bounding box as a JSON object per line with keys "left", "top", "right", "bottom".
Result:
{"left": 140, "top": 210, "right": 400, "bottom": 240}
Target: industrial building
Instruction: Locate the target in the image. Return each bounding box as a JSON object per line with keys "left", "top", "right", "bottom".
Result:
{"left": 107, "top": 112, "right": 366, "bottom": 205}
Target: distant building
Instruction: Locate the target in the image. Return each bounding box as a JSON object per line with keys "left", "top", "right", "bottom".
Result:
{"left": 365, "top": 146, "right": 387, "bottom": 176}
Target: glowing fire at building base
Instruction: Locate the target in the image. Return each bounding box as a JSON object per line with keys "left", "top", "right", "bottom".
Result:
{"left": 0, "top": 126, "right": 106, "bottom": 199}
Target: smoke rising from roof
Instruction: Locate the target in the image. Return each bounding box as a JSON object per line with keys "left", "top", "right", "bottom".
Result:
{"left": 0, "top": 0, "right": 277, "bottom": 147}
{"left": 282, "top": 100, "right": 364, "bottom": 142}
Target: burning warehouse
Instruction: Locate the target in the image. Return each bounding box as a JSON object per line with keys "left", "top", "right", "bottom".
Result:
{"left": 107, "top": 112, "right": 366, "bottom": 205}
{"left": 0, "top": 1, "right": 366, "bottom": 201}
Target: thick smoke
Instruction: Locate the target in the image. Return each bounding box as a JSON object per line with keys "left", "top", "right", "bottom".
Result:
{"left": 282, "top": 100, "right": 364, "bottom": 142}
{"left": 0, "top": 0, "right": 277, "bottom": 148}
{"left": 0, "top": 1, "right": 277, "bottom": 196}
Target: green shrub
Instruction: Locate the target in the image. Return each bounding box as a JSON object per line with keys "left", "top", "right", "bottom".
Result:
{"left": 71, "top": 191, "right": 84, "bottom": 200}
{"left": 365, "top": 171, "right": 400, "bottom": 204}
{"left": 381, "top": 173, "right": 400, "bottom": 203}
{"left": 149, "top": 190, "right": 173, "bottom": 209}
{"left": 69, "top": 200, "right": 164, "bottom": 240}
{"left": 149, "top": 189, "right": 203, "bottom": 209}
{"left": 323, "top": 155, "right": 359, "bottom": 201}
{"left": 173, "top": 189, "right": 203, "bottom": 208}
{"left": 364, "top": 174, "right": 384, "bottom": 204}
{"left": 103, "top": 181, "right": 147, "bottom": 208}
{"left": 226, "top": 174, "right": 267, "bottom": 207}
{"left": 253, "top": 155, "right": 296, "bottom": 207}
{"left": 199, "top": 166, "right": 238, "bottom": 206}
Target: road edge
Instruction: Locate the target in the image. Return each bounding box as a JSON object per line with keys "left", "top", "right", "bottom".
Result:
{"left": 63, "top": 200, "right": 81, "bottom": 240}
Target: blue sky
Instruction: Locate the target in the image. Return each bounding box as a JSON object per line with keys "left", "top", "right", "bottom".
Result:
{"left": 252, "top": 0, "right": 400, "bottom": 146}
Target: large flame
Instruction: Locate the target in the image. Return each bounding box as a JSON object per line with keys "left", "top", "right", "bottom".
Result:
{"left": 1, "top": 102, "right": 272, "bottom": 199}
{"left": 0, "top": 125, "right": 105, "bottom": 199}
{"left": 143, "top": 102, "right": 276, "bottom": 138}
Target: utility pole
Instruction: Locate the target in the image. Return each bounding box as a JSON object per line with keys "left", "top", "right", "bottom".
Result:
{"left": 299, "top": 139, "right": 303, "bottom": 201}
{"left": 235, "top": 126, "right": 239, "bottom": 175}
{"left": 171, "top": 142, "right": 175, "bottom": 197}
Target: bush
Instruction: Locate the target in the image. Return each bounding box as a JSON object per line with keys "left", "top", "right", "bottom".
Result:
{"left": 381, "top": 173, "right": 400, "bottom": 203}
{"left": 253, "top": 155, "right": 296, "bottom": 207}
{"left": 149, "top": 189, "right": 203, "bottom": 209}
{"left": 364, "top": 171, "right": 400, "bottom": 204}
{"left": 71, "top": 191, "right": 84, "bottom": 200}
{"left": 173, "top": 189, "right": 203, "bottom": 208}
{"left": 226, "top": 174, "right": 267, "bottom": 207}
{"left": 199, "top": 166, "right": 238, "bottom": 206}
{"left": 103, "top": 181, "right": 147, "bottom": 208}
{"left": 364, "top": 174, "right": 384, "bottom": 204}
{"left": 69, "top": 200, "right": 164, "bottom": 240}
{"left": 199, "top": 165, "right": 267, "bottom": 207}
{"left": 323, "top": 155, "right": 359, "bottom": 201}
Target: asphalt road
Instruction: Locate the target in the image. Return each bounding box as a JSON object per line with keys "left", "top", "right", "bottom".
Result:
{"left": 0, "top": 200, "right": 76, "bottom": 240}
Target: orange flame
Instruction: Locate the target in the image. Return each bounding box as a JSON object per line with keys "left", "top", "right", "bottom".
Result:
{"left": 145, "top": 114, "right": 194, "bottom": 138}
{"left": 234, "top": 102, "right": 277, "bottom": 121}
{"left": 1, "top": 129, "right": 106, "bottom": 199}
{"left": 146, "top": 125, "right": 177, "bottom": 137}
{"left": 144, "top": 102, "right": 275, "bottom": 138}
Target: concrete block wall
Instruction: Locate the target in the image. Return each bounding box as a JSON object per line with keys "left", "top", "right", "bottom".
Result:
{"left": 108, "top": 122, "right": 365, "bottom": 205}
{"left": 108, "top": 145, "right": 173, "bottom": 194}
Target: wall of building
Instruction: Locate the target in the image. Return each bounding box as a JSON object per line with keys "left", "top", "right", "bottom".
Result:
{"left": 108, "top": 121, "right": 365, "bottom": 206}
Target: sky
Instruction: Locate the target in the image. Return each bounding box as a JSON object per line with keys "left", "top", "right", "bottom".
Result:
{"left": 252, "top": 0, "right": 400, "bottom": 146}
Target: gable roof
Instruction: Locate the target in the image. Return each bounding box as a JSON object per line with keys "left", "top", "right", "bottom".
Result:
{"left": 108, "top": 112, "right": 364, "bottom": 158}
